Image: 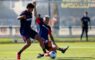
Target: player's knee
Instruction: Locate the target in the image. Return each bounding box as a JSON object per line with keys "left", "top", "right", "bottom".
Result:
{"left": 27, "top": 43, "right": 31, "bottom": 46}
{"left": 35, "top": 34, "right": 43, "bottom": 42}
{"left": 26, "top": 42, "right": 31, "bottom": 46}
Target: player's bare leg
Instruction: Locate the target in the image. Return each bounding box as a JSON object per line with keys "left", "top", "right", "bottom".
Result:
{"left": 57, "top": 46, "right": 69, "bottom": 53}
{"left": 37, "top": 41, "right": 69, "bottom": 58}
{"left": 48, "top": 40, "right": 69, "bottom": 54}
{"left": 17, "top": 39, "right": 31, "bottom": 60}
{"left": 34, "top": 34, "right": 46, "bottom": 53}
{"left": 37, "top": 47, "right": 69, "bottom": 58}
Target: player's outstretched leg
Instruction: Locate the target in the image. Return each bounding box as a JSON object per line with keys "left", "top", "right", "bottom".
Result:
{"left": 17, "top": 39, "right": 31, "bottom": 60}
{"left": 34, "top": 34, "right": 46, "bottom": 53}
{"left": 57, "top": 46, "right": 69, "bottom": 54}
{"left": 37, "top": 53, "right": 44, "bottom": 58}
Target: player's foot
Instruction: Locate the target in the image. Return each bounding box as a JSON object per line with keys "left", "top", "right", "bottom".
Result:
{"left": 37, "top": 53, "right": 44, "bottom": 58}
{"left": 59, "top": 46, "right": 69, "bottom": 53}
{"left": 17, "top": 53, "right": 21, "bottom": 60}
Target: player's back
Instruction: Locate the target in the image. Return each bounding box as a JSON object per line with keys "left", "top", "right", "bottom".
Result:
{"left": 39, "top": 24, "right": 51, "bottom": 40}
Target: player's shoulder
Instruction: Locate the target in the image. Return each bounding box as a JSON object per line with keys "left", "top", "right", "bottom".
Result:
{"left": 82, "top": 16, "right": 87, "bottom": 19}
{"left": 87, "top": 16, "right": 90, "bottom": 19}
{"left": 81, "top": 16, "right": 84, "bottom": 19}
{"left": 85, "top": 16, "right": 90, "bottom": 18}
{"left": 40, "top": 17, "right": 43, "bottom": 20}
{"left": 21, "top": 10, "right": 27, "bottom": 14}
{"left": 40, "top": 17, "right": 44, "bottom": 21}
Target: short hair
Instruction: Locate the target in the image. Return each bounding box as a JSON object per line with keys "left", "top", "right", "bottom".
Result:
{"left": 85, "top": 11, "right": 88, "bottom": 14}
{"left": 26, "top": 3, "right": 35, "bottom": 9}
{"left": 38, "top": 14, "right": 41, "bottom": 17}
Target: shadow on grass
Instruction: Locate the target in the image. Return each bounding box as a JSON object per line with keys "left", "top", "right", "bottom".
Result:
{"left": 56, "top": 57, "right": 95, "bottom": 60}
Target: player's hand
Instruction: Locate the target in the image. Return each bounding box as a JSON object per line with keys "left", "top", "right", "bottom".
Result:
{"left": 52, "top": 41, "right": 58, "bottom": 48}
{"left": 33, "top": 1, "right": 36, "bottom": 6}
{"left": 44, "top": 51, "right": 50, "bottom": 57}
{"left": 23, "top": 15, "right": 26, "bottom": 19}
{"left": 17, "top": 15, "right": 26, "bottom": 20}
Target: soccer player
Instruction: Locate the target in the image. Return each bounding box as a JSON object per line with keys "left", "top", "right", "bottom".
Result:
{"left": 35, "top": 14, "right": 43, "bottom": 33}
{"left": 80, "top": 11, "right": 91, "bottom": 41}
{"left": 17, "top": 2, "right": 47, "bottom": 60}
{"left": 37, "top": 15, "right": 69, "bottom": 58}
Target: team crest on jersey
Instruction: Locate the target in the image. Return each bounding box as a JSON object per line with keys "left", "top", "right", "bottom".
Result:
{"left": 26, "top": 18, "right": 32, "bottom": 21}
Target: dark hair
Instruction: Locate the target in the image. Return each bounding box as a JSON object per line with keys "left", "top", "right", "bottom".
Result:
{"left": 26, "top": 3, "right": 35, "bottom": 9}
{"left": 85, "top": 11, "right": 88, "bottom": 14}
{"left": 38, "top": 14, "right": 41, "bottom": 17}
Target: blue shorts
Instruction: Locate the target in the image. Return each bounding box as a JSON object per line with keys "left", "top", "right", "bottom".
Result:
{"left": 20, "top": 28, "right": 37, "bottom": 42}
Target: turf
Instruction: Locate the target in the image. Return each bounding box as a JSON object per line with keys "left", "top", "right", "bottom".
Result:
{"left": 0, "top": 37, "right": 95, "bottom": 43}
{"left": 0, "top": 42, "right": 95, "bottom": 60}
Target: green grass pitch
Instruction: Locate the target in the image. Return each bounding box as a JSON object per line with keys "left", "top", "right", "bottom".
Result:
{"left": 0, "top": 42, "right": 95, "bottom": 60}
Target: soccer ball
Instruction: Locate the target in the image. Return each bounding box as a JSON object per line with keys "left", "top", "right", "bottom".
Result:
{"left": 49, "top": 51, "right": 56, "bottom": 59}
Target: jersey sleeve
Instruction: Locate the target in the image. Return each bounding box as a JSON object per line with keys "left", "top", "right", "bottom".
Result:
{"left": 20, "top": 11, "right": 26, "bottom": 16}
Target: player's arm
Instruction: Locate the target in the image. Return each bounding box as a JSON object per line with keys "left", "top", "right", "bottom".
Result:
{"left": 48, "top": 28, "right": 57, "bottom": 46}
{"left": 33, "top": 1, "right": 43, "bottom": 25}
{"left": 33, "top": 1, "right": 37, "bottom": 18}
{"left": 17, "top": 15, "right": 26, "bottom": 20}
{"left": 33, "top": 2, "right": 45, "bottom": 26}
{"left": 81, "top": 17, "right": 83, "bottom": 27}
{"left": 89, "top": 17, "right": 91, "bottom": 29}
{"left": 49, "top": 33, "right": 56, "bottom": 45}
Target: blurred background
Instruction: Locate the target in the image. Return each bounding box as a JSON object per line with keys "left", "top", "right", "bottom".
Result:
{"left": 0, "top": 0, "right": 95, "bottom": 43}
{"left": 0, "top": 1, "right": 95, "bottom": 60}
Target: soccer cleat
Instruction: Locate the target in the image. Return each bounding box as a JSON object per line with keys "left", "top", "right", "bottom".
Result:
{"left": 37, "top": 53, "right": 44, "bottom": 58}
{"left": 59, "top": 46, "right": 69, "bottom": 53}
{"left": 17, "top": 53, "right": 21, "bottom": 60}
